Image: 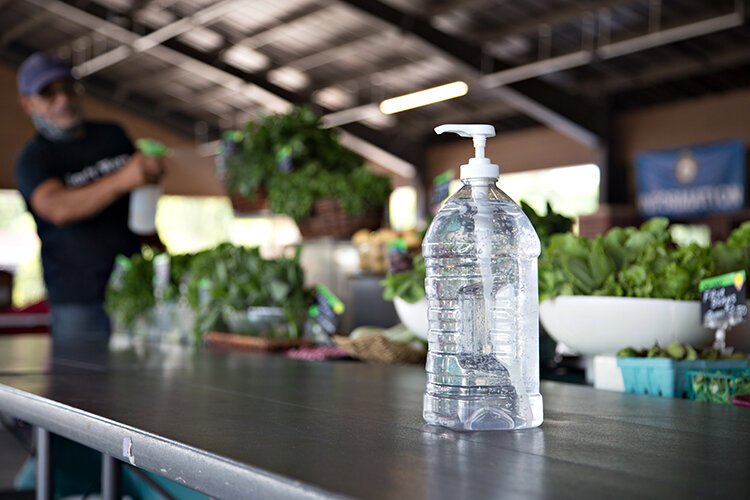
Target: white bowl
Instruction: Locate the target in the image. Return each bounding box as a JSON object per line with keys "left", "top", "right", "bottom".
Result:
{"left": 539, "top": 296, "right": 714, "bottom": 356}
{"left": 393, "top": 297, "right": 428, "bottom": 340}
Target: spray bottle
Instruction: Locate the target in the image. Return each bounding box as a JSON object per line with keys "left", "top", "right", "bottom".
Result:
{"left": 129, "top": 138, "right": 167, "bottom": 235}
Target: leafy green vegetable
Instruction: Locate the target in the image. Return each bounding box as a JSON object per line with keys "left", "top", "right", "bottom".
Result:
{"left": 382, "top": 202, "right": 573, "bottom": 304}
{"left": 185, "top": 244, "right": 313, "bottom": 342}
{"left": 617, "top": 341, "right": 746, "bottom": 360}
{"left": 107, "top": 244, "right": 313, "bottom": 343}
{"left": 520, "top": 201, "right": 573, "bottom": 249}
{"left": 539, "top": 217, "right": 750, "bottom": 302}
{"left": 381, "top": 255, "right": 426, "bottom": 304}
{"left": 105, "top": 250, "right": 156, "bottom": 330}
{"left": 224, "top": 105, "right": 391, "bottom": 221}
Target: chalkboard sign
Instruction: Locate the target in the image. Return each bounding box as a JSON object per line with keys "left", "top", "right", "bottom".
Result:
{"left": 430, "top": 170, "right": 454, "bottom": 212}
{"left": 700, "top": 271, "right": 748, "bottom": 330}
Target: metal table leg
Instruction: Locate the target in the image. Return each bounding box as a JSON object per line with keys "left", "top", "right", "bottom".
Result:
{"left": 35, "top": 427, "right": 51, "bottom": 500}
{"left": 102, "top": 454, "right": 121, "bottom": 500}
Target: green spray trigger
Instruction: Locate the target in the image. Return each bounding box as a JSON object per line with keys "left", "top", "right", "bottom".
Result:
{"left": 135, "top": 138, "right": 169, "bottom": 158}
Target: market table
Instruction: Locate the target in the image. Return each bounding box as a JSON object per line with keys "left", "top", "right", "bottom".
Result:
{"left": 0, "top": 335, "right": 748, "bottom": 499}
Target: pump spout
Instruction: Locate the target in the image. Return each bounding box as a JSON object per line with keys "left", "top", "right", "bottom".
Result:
{"left": 434, "top": 124, "right": 496, "bottom": 138}
{"left": 434, "top": 124, "right": 499, "bottom": 180}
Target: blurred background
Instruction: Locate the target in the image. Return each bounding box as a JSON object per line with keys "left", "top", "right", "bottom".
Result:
{"left": 0, "top": 0, "right": 748, "bottom": 313}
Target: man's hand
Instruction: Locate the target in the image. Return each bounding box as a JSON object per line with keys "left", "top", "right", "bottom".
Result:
{"left": 140, "top": 154, "right": 165, "bottom": 185}
{"left": 118, "top": 153, "right": 166, "bottom": 191}
{"left": 30, "top": 153, "right": 166, "bottom": 227}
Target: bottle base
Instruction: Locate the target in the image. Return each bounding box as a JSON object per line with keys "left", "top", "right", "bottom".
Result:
{"left": 423, "top": 392, "right": 543, "bottom": 431}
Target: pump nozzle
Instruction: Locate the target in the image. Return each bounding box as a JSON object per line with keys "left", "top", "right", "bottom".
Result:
{"left": 434, "top": 124, "right": 499, "bottom": 179}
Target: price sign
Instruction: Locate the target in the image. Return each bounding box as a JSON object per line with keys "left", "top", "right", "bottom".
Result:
{"left": 700, "top": 271, "right": 747, "bottom": 330}
{"left": 430, "top": 170, "right": 454, "bottom": 212}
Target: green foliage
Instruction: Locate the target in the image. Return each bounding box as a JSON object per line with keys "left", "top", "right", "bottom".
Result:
{"left": 185, "top": 244, "right": 312, "bottom": 342}
{"left": 104, "top": 249, "right": 157, "bottom": 330}
{"left": 382, "top": 202, "right": 573, "bottom": 304}
{"left": 520, "top": 201, "right": 574, "bottom": 249}
{"left": 381, "top": 255, "right": 426, "bottom": 304}
{"left": 540, "top": 218, "right": 750, "bottom": 302}
{"left": 616, "top": 340, "right": 746, "bottom": 360}
{"left": 106, "top": 244, "right": 313, "bottom": 343}
{"left": 224, "top": 106, "right": 391, "bottom": 220}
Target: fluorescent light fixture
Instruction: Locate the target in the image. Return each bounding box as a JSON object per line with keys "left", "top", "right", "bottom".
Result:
{"left": 177, "top": 28, "right": 224, "bottom": 52}
{"left": 379, "top": 81, "right": 468, "bottom": 115}
{"left": 314, "top": 86, "right": 355, "bottom": 110}
{"left": 268, "top": 67, "right": 310, "bottom": 91}
{"left": 222, "top": 45, "right": 270, "bottom": 72}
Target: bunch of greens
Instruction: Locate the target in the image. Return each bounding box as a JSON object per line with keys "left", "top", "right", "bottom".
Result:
{"left": 105, "top": 250, "right": 156, "bottom": 330}
{"left": 382, "top": 201, "right": 573, "bottom": 304}
{"left": 224, "top": 105, "right": 391, "bottom": 221}
{"left": 617, "top": 340, "right": 746, "bottom": 361}
{"left": 711, "top": 222, "right": 750, "bottom": 276}
{"left": 105, "top": 248, "right": 195, "bottom": 330}
{"left": 520, "top": 201, "right": 574, "bottom": 250}
{"left": 267, "top": 163, "right": 391, "bottom": 221}
{"left": 540, "top": 218, "right": 750, "bottom": 302}
{"left": 185, "top": 243, "right": 312, "bottom": 342}
{"left": 381, "top": 255, "right": 426, "bottom": 304}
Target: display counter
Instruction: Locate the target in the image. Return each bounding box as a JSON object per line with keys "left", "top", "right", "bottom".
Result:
{"left": 0, "top": 335, "right": 748, "bottom": 499}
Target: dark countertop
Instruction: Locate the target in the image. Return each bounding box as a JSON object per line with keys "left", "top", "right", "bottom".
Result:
{"left": 0, "top": 335, "right": 748, "bottom": 499}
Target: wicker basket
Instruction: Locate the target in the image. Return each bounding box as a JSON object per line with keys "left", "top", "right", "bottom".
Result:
{"left": 298, "top": 199, "right": 383, "bottom": 239}
{"left": 333, "top": 335, "right": 426, "bottom": 364}
{"left": 205, "top": 331, "right": 308, "bottom": 352}
{"left": 228, "top": 189, "right": 269, "bottom": 214}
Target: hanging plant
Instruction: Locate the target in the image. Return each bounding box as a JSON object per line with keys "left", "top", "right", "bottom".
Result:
{"left": 223, "top": 106, "right": 391, "bottom": 221}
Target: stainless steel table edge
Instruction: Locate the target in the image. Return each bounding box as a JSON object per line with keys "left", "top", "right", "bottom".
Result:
{"left": 0, "top": 382, "right": 350, "bottom": 499}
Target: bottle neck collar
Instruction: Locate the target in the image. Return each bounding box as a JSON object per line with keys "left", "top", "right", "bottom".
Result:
{"left": 462, "top": 177, "right": 497, "bottom": 186}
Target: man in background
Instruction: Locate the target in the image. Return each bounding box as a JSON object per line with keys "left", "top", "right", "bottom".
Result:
{"left": 14, "top": 52, "right": 164, "bottom": 342}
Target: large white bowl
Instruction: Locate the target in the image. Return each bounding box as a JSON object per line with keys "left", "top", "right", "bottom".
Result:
{"left": 539, "top": 296, "right": 714, "bottom": 356}
{"left": 393, "top": 297, "right": 428, "bottom": 340}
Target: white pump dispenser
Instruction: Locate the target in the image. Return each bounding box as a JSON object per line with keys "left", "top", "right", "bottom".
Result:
{"left": 434, "top": 124, "right": 499, "bottom": 179}
{"left": 422, "top": 122, "right": 542, "bottom": 431}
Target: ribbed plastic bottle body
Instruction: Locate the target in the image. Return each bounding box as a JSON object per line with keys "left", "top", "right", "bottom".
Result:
{"left": 422, "top": 179, "right": 542, "bottom": 430}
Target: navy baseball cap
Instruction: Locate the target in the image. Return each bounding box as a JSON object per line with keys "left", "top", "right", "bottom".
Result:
{"left": 17, "top": 52, "right": 74, "bottom": 96}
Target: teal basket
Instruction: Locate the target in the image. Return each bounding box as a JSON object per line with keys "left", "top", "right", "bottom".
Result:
{"left": 686, "top": 369, "right": 750, "bottom": 404}
{"left": 617, "top": 358, "right": 749, "bottom": 398}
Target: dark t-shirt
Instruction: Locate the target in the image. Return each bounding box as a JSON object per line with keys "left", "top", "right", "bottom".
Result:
{"left": 14, "top": 121, "right": 141, "bottom": 304}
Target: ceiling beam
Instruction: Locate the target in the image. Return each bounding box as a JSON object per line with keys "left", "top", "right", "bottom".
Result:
{"left": 34, "top": 0, "right": 423, "bottom": 169}
{"left": 427, "top": 0, "right": 485, "bottom": 16}
{"left": 475, "top": 0, "right": 639, "bottom": 42}
{"left": 337, "top": 0, "right": 606, "bottom": 147}
{"left": 72, "top": 0, "right": 242, "bottom": 77}
{"left": 312, "top": 55, "right": 421, "bottom": 93}
{"left": 403, "top": 100, "right": 517, "bottom": 137}
{"left": 232, "top": 1, "right": 332, "bottom": 49}
{"left": 0, "top": 12, "right": 53, "bottom": 47}
{"left": 599, "top": 44, "right": 750, "bottom": 95}
{"left": 0, "top": 41, "right": 202, "bottom": 138}
{"left": 480, "top": 10, "right": 745, "bottom": 88}
{"left": 282, "top": 30, "right": 386, "bottom": 71}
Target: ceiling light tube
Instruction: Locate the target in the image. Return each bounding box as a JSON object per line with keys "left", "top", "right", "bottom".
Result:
{"left": 379, "top": 81, "right": 468, "bottom": 114}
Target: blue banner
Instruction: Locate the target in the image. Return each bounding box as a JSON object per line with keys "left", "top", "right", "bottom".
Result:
{"left": 636, "top": 139, "right": 746, "bottom": 218}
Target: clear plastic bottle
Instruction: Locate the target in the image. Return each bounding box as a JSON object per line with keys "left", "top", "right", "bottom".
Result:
{"left": 422, "top": 124, "right": 542, "bottom": 431}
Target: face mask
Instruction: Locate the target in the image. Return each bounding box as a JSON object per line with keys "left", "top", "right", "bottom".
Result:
{"left": 31, "top": 112, "right": 84, "bottom": 142}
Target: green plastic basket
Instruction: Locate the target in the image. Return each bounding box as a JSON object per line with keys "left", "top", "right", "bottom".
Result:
{"left": 617, "top": 358, "right": 748, "bottom": 398}
{"left": 686, "top": 369, "right": 750, "bottom": 404}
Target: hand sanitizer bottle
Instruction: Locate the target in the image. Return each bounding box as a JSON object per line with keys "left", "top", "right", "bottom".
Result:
{"left": 422, "top": 124, "right": 543, "bottom": 430}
